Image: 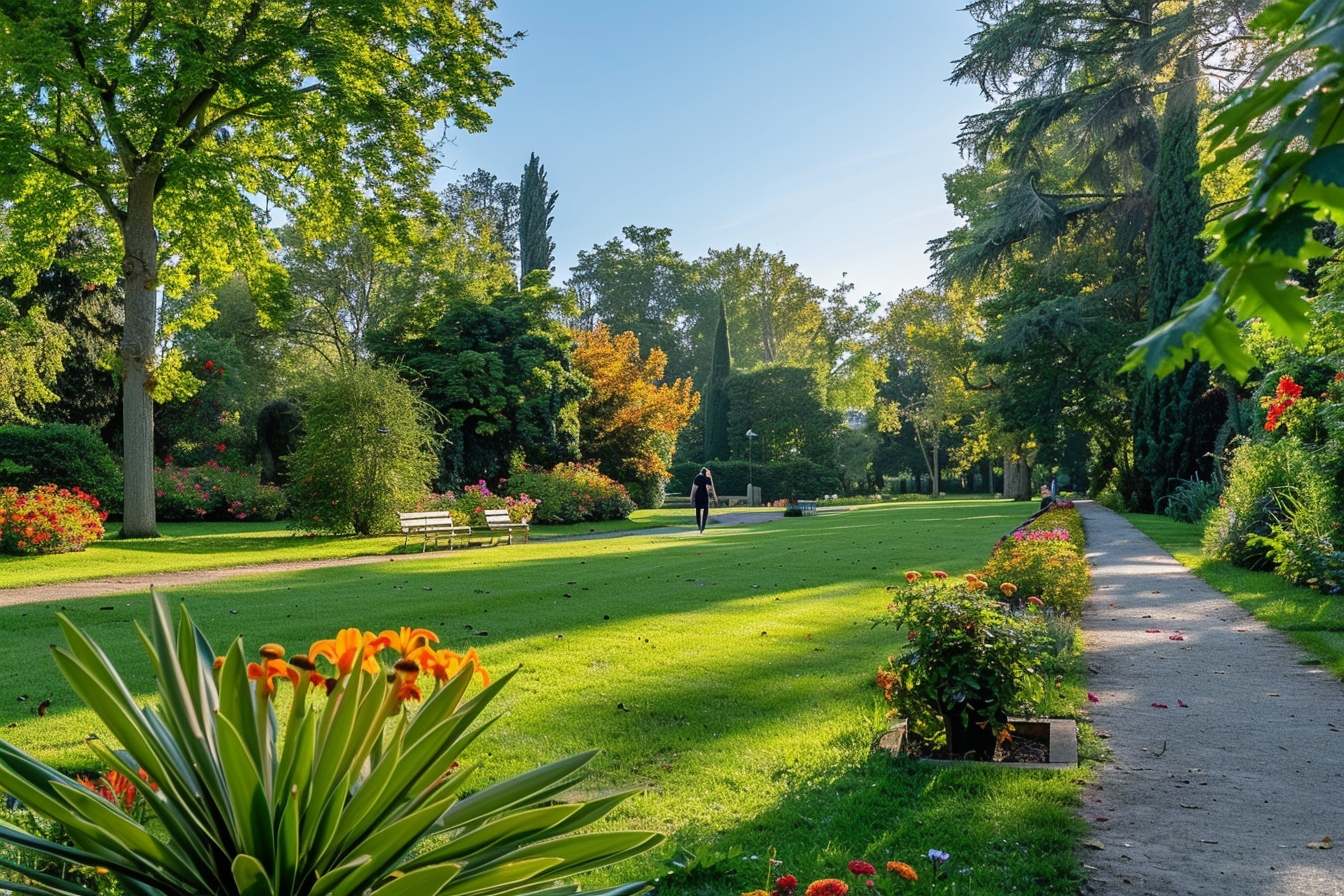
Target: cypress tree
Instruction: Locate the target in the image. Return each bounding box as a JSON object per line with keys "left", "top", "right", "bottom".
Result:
{"left": 1132, "top": 52, "right": 1215, "bottom": 512}
{"left": 704, "top": 302, "right": 731, "bottom": 461}
{"left": 518, "top": 153, "right": 557, "bottom": 283}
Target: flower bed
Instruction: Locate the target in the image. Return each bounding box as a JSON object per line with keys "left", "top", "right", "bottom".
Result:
{"left": 419, "top": 480, "right": 539, "bottom": 527}
{"left": 0, "top": 484, "right": 107, "bottom": 555}
{"left": 155, "top": 461, "right": 288, "bottom": 521}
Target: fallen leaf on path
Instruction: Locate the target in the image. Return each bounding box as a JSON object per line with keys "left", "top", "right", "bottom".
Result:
{"left": 1081, "top": 838, "right": 1105, "bottom": 850}
{"left": 1178, "top": 700, "right": 1189, "bottom": 708}
{"left": 1152, "top": 590, "right": 1161, "bottom": 594}
{"left": 1169, "top": 634, "right": 1186, "bottom": 641}
{"left": 1307, "top": 841, "right": 1334, "bottom": 850}
{"left": 1151, "top": 703, "right": 1169, "bottom": 709}
{"left": 1095, "top": 817, "right": 1108, "bottom": 822}
{"left": 1087, "top": 692, "right": 1100, "bottom": 703}
{"left": 1145, "top": 629, "right": 1162, "bottom": 633}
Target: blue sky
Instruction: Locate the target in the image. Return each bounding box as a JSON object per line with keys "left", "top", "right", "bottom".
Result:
{"left": 440, "top": 1, "right": 988, "bottom": 304}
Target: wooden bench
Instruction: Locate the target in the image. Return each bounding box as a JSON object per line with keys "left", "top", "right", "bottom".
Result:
{"left": 398, "top": 511, "right": 471, "bottom": 551}
{"left": 483, "top": 509, "right": 530, "bottom": 544}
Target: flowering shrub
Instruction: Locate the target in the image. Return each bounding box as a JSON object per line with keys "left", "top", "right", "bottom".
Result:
{"left": 1263, "top": 374, "right": 1304, "bottom": 431}
{"left": 0, "top": 593, "right": 662, "bottom": 896}
{"left": 155, "top": 461, "right": 288, "bottom": 521}
{"left": 0, "top": 484, "right": 106, "bottom": 555}
{"left": 877, "top": 572, "right": 1048, "bottom": 758}
{"left": 505, "top": 462, "right": 636, "bottom": 523}
{"left": 980, "top": 538, "right": 1091, "bottom": 616}
{"left": 420, "top": 480, "right": 540, "bottom": 527}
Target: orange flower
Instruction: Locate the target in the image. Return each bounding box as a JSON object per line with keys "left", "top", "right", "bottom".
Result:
{"left": 309, "top": 629, "right": 390, "bottom": 676}
{"left": 932, "top": 570, "right": 948, "bottom": 580}
{"left": 904, "top": 571, "right": 921, "bottom": 582}
{"left": 805, "top": 880, "right": 848, "bottom": 896}
{"left": 999, "top": 582, "right": 1018, "bottom": 597}
{"left": 288, "top": 653, "right": 326, "bottom": 686}
{"left": 247, "top": 658, "right": 299, "bottom": 697}
{"left": 886, "top": 862, "right": 917, "bottom": 882}
{"left": 393, "top": 658, "right": 423, "bottom": 703}
{"left": 379, "top": 627, "right": 439, "bottom": 657}
{"left": 410, "top": 646, "right": 491, "bottom": 688}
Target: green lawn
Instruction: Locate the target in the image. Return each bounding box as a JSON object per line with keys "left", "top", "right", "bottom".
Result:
{"left": 0, "top": 500, "right": 1087, "bottom": 895}
{"left": 0, "top": 509, "right": 695, "bottom": 589}
{"left": 1125, "top": 513, "right": 1344, "bottom": 677}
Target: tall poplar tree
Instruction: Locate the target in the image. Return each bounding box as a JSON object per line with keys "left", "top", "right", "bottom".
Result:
{"left": 1132, "top": 51, "right": 1215, "bottom": 510}
{"left": 518, "top": 152, "right": 557, "bottom": 283}
{"left": 0, "top": 1, "right": 515, "bottom": 537}
{"left": 704, "top": 302, "right": 731, "bottom": 462}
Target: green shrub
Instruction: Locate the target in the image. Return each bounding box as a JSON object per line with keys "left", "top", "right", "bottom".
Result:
{"left": 504, "top": 462, "right": 635, "bottom": 524}
{"left": 1203, "top": 437, "right": 1337, "bottom": 570}
{"left": 1160, "top": 475, "right": 1222, "bottom": 524}
{"left": 981, "top": 538, "right": 1092, "bottom": 617}
{"left": 667, "top": 458, "right": 842, "bottom": 502}
{"left": 876, "top": 572, "right": 1049, "bottom": 758}
{"left": 420, "top": 481, "right": 539, "bottom": 527}
{"left": 0, "top": 485, "right": 106, "bottom": 554}
{"left": 0, "top": 423, "right": 123, "bottom": 513}
{"left": 287, "top": 366, "right": 439, "bottom": 535}
{"left": 155, "top": 462, "right": 288, "bottom": 521}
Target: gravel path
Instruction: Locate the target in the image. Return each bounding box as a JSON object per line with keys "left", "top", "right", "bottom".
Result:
{"left": 1079, "top": 501, "right": 1344, "bottom": 895}
{"left": 0, "top": 511, "right": 784, "bottom": 608}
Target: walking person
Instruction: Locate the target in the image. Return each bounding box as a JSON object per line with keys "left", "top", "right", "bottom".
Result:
{"left": 691, "top": 467, "right": 717, "bottom": 533}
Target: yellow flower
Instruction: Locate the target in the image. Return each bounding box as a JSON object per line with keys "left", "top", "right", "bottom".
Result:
{"left": 999, "top": 582, "right": 1018, "bottom": 597}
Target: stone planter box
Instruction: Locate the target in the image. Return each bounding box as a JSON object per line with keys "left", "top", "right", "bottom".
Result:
{"left": 876, "top": 717, "right": 1078, "bottom": 770}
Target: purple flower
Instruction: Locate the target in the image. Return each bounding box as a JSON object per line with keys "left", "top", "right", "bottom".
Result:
{"left": 927, "top": 850, "right": 949, "bottom": 865}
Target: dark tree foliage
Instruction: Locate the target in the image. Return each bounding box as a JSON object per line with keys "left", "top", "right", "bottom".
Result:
{"left": 518, "top": 153, "right": 557, "bottom": 281}
{"left": 378, "top": 281, "right": 588, "bottom": 489}
{"left": 8, "top": 229, "right": 121, "bottom": 434}
{"left": 1132, "top": 52, "right": 1218, "bottom": 512}
{"left": 724, "top": 366, "right": 840, "bottom": 464}
{"left": 703, "top": 302, "right": 731, "bottom": 462}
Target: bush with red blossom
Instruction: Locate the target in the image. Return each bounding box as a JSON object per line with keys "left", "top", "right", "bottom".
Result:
{"left": 0, "top": 484, "right": 107, "bottom": 555}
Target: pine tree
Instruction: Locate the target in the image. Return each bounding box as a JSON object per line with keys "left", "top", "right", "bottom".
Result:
{"left": 704, "top": 302, "right": 731, "bottom": 461}
{"left": 518, "top": 153, "right": 557, "bottom": 283}
{"left": 1132, "top": 51, "right": 1214, "bottom": 512}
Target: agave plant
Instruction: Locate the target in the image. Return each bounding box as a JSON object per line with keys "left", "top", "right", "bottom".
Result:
{"left": 0, "top": 590, "right": 662, "bottom": 896}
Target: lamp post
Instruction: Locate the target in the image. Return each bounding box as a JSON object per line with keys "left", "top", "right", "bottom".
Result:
{"left": 745, "top": 429, "right": 759, "bottom": 506}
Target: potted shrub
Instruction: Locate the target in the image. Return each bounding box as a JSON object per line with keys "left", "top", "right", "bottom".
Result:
{"left": 877, "top": 572, "right": 1048, "bottom": 760}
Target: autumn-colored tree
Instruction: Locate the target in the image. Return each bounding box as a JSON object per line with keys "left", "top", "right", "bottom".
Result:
{"left": 572, "top": 325, "right": 700, "bottom": 508}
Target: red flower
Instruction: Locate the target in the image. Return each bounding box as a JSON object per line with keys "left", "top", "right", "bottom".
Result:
{"left": 904, "top": 571, "right": 920, "bottom": 582}
{"left": 217, "top": 443, "right": 227, "bottom": 452}
{"left": 776, "top": 876, "right": 798, "bottom": 891}
{"left": 847, "top": 861, "right": 876, "bottom": 876}
{"left": 203, "top": 360, "right": 214, "bottom": 372}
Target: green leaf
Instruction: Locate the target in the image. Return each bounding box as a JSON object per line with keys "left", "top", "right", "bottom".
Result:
{"left": 436, "top": 751, "right": 596, "bottom": 831}
{"left": 436, "top": 858, "right": 566, "bottom": 896}
{"left": 367, "top": 864, "right": 462, "bottom": 896}
{"left": 233, "top": 854, "right": 276, "bottom": 896}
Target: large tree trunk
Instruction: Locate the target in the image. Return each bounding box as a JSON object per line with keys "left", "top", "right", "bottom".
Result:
{"left": 1003, "top": 450, "right": 1032, "bottom": 501}
{"left": 119, "top": 168, "right": 161, "bottom": 538}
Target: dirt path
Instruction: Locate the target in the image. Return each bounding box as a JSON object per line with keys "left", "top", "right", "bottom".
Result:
{"left": 1078, "top": 501, "right": 1343, "bottom": 895}
{"left": 0, "top": 511, "right": 785, "bottom": 608}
